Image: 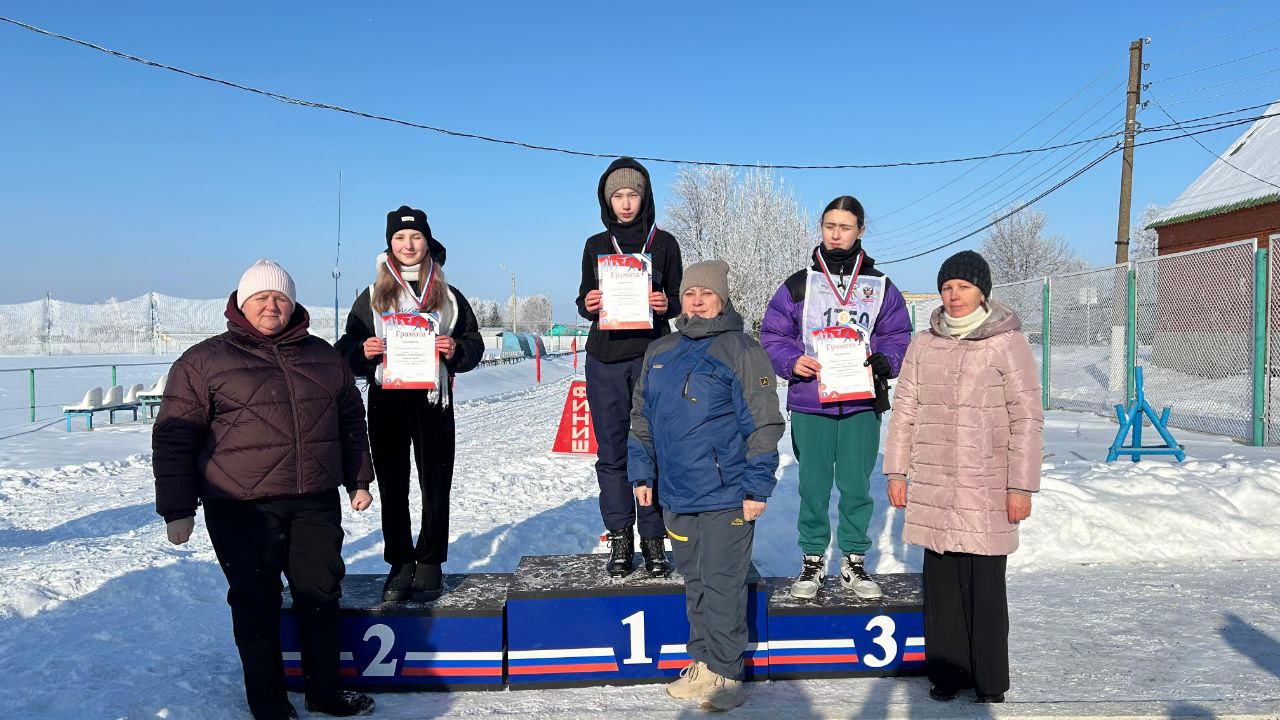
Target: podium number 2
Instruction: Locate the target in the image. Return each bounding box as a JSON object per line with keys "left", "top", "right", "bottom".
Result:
{"left": 620, "top": 611, "right": 652, "bottom": 665}
{"left": 861, "top": 615, "right": 898, "bottom": 668}
{"left": 363, "top": 624, "right": 398, "bottom": 677}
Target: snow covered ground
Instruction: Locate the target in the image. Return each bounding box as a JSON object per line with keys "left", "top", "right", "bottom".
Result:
{"left": 0, "top": 354, "right": 1277, "bottom": 718}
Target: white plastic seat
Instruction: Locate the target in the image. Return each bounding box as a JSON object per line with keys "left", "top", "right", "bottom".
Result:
{"left": 122, "top": 383, "right": 144, "bottom": 405}
{"left": 63, "top": 387, "right": 104, "bottom": 412}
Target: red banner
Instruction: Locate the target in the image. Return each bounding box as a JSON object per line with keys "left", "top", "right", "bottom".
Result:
{"left": 551, "top": 380, "right": 597, "bottom": 455}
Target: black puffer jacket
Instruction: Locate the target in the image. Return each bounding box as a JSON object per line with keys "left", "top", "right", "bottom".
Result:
{"left": 153, "top": 295, "right": 374, "bottom": 522}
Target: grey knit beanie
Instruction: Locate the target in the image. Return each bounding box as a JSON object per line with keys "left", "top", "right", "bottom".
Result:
{"left": 603, "top": 167, "right": 646, "bottom": 200}
{"left": 680, "top": 260, "right": 731, "bottom": 306}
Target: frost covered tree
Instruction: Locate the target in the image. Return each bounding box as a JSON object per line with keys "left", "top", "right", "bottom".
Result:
{"left": 470, "top": 299, "right": 504, "bottom": 328}
{"left": 664, "top": 165, "right": 814, "bottom": 333}
{"left": 1130, "top": 203, "right": 1162, "bottom": 261}
{"left": 980, "top": 207, "right": 1088, "bottom": 284}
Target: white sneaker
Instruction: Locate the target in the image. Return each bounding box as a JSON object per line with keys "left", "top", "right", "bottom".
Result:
{"left": 666, "top": 660, "right": 714, "bottom": 700}
{"left": 790, "top": 555, "right": 825, "bottom": 599}
{"left": 839, "top": 553, "right": 882, "bottom": 599}
{"left": 700, "top": 672, "right": 744, "bottom": 711}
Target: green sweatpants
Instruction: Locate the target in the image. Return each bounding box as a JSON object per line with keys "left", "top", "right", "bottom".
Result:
{"left": 791, "top": 410, "right": 881, "bottom": 556}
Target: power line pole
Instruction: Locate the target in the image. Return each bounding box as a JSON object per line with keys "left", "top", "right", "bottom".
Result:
{"left": 1115, "top": 38, "right": 1144, "bottom": 264}
{"left": 1109, "top": 38, "right": 1145, "bottom": 402}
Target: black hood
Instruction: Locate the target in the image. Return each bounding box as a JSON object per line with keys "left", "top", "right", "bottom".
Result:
{"left": 597, "top": 157, "right": 657, "bottom": 250}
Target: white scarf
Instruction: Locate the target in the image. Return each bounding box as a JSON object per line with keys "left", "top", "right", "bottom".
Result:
{"left": 942, "top": 303, "right": 991, "bottom": 339}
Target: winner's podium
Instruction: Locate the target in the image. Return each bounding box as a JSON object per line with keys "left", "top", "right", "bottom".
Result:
{"left": 766, "top": 573, "right": 925, "bottom": 679}
{"left": 280, "top": 573, "right": 509, "bottom": 691}
{"left": 505, "top": 554, "right": 768, "bottom": 688}
{"left": 278, "top": 557, "right": 925, "bottom": 691}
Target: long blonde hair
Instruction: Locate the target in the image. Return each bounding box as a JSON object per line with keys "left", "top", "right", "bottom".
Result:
{"left": 372, "top": 257, "right": 448, "bottom": 314}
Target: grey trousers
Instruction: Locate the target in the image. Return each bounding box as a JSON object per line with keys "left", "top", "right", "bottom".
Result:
{"left": 664, "top": 507, "right": 754, "bottom": 680}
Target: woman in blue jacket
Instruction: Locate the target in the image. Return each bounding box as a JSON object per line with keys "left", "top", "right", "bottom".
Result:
{"left": 628, "top": 260, "right": 785, "bottom": 711}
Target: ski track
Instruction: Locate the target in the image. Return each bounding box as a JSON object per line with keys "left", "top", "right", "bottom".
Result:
{"left": 1, "top": 359, "right": 1278, "bottom": 718}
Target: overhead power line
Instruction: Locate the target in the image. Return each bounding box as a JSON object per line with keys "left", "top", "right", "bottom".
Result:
{"left": 0, "top": 15, "right": 1272, "bottom": 172}
{"left": 1148, "top": 96, "right": 1280, "bottom": 191}
{"left": 878, "top": 148, "right": 1121, "bottom": 265}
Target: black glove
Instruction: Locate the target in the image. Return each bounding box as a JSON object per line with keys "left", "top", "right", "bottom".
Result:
{"left": 864, "top": 352, "right": 892, "bottom": 380}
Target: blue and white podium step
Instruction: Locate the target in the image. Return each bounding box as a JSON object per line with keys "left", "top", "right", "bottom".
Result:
{"left": 277, "top": 558, "right": 925, "bottom": 690}
{"left": 504, "top": 554, "right": 768, "bottom": 688}
{"left": 280, "top": 573, "right": 509, "bottom": 691}
{"left": 764, "top": 572, "right": 926, "bottom": 679}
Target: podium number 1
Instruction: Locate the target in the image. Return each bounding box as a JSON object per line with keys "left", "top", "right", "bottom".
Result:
{"left": 620, "top": 611, "right": 652, "bottom": 665}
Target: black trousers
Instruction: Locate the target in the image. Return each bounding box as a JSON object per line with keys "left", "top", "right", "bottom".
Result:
{"left": 585, "top": 354, "right": 664, "bottom": 537}
{"left": 923, "top": 549, "right": 1010, "bottom": 697}
{"left": 367, "top": 385, "right": 455, "bottom": 566}
{"left": 204, "top": 490, "right": 346, "bottom": 720}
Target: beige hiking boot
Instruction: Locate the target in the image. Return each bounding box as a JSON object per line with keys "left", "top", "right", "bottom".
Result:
{"left": 700, "top": 672, "right": 745, "bottom": 711}
{"left": 666, "top": 660, "right": 715, "bottom": 700}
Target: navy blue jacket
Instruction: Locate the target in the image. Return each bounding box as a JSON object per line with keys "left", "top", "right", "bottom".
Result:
{"left": 627, "top": 308, "right": 786, "bottom": 514}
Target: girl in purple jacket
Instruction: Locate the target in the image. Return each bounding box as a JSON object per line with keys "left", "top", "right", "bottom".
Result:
{"left": 759, "top": 196, "right": 913, "bottom": 600}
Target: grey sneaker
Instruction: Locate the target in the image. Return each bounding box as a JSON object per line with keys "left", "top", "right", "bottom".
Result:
{"left": 790, "top": 555, "right": 825, "bottom": 599}
{"left": 700, "top": 672, "right": 744, "bottom": 711}
{"left": 839, "top": 553, "right": 882, "bottom": 599}
{"left": 666, "top": 660, "right": 714, "bottom": 700}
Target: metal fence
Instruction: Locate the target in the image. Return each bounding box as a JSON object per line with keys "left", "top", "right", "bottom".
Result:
{"left": 938, "top": 240, "right": 1266, "bottom": 444}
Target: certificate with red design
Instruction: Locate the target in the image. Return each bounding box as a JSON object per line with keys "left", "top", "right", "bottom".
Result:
{"left": 812, "top": 326, "right": 873, "bottom": 403}
{"left": 597, "top": 253, "right": 653, "bottom": 330}
{"left": 382, "top": 312, "right": 438, "bottom": 390}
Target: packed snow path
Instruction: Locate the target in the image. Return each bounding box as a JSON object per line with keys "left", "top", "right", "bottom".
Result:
{"left": 0, "top": 357, "right": 1277, "bottom": 718}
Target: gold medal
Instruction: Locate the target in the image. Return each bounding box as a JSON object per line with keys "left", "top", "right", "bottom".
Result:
{"left": 836, "top": 309, "right": 851, "bottom": 325}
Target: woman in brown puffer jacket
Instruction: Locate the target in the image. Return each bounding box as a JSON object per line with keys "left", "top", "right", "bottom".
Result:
{"left": 883, "top": 250, "right": 1044, "bottom": 705}
{"left": 154, "top": 260, "right": 376, "bottom": 720}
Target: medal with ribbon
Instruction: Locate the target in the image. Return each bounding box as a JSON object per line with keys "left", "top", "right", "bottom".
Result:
{"left": 611, "top": 224, "right": 658, "bottom": 254}
{"left": 384, "top": 255, "right": 437, "bottom": 312}
{"left": 815, "top": 247, "right": 864, "bottom": 308}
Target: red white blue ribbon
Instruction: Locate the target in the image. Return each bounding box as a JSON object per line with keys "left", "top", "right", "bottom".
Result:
{"left": 611, "top": 224, "right": 658, "bottom": 254}
{"left": 814, "top": 248, "right": 864, "bottom": 307}
{"left": 384, "top": 255, "right": 437, "bottom": 311}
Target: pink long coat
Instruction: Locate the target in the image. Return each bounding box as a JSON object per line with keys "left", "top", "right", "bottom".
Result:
{"left": 883, "top": 301, "right": 1044, "bottom": 556}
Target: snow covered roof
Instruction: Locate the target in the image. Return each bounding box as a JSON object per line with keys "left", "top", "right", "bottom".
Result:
{"left": 1149, "top": 100, "right": 1280, "bottom": 228}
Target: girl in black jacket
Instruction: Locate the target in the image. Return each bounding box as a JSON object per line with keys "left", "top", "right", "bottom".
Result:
{"left": 336, "top": 206, "right": 484, "bottom": 602}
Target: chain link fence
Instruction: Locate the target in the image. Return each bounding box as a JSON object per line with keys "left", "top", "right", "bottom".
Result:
{"left": 1047, "top": 264, "right": 1129, "bottom": 416}
{"left": 1137, "top": 241, "right": 1256, "bottom": 440}
{"left": 906, "top": 239, "right": 1266, "bottom": 443}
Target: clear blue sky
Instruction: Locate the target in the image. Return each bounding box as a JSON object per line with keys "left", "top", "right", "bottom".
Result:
{"left": 1, "top": 1, "right": 1276, "bottom": 321}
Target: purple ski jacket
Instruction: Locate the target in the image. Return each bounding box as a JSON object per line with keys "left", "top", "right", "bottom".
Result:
{"left": 760, "top": 247, "right": 914, "bottom": 416}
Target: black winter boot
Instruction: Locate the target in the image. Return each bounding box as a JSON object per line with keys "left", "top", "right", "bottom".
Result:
{"left": 411, "top": 562, "right": 443, "bottom": 601}
{"left": 640, "top": 537, "right": 669, "bottom": 578}
{"left": 305, "top": 689, "right": 375, "bottom": 717}
{"left": 606, "top": 526, "right": 634, "bottom": 577}
{"left": 382, "top": 562, "right": 415, "bottom": 602}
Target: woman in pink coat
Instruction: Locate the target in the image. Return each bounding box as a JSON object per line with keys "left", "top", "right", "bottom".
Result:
{"left": 883, "top": 250, "right": 1043, "bottom": 704}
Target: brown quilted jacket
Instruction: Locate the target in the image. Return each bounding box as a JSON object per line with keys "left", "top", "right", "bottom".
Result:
{"left": 153, "top": 296, "right": 374, "bottom": 522}
{"left": 883, "top": 300, "right": 1043, "bottom": 556}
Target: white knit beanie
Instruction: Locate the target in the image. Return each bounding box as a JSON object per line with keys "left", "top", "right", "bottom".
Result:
{"left": 237, "top": 259, "right": 297, "bottom": 309}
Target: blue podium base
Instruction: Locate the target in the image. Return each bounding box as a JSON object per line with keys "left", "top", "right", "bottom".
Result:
{"left": 505, "top": 553, "right": 768, "bottom": 689}
{"left": 281, "top": 573, "right": 509, "bottom": 691}
{"left": 766, "top": 573, "right": 925, "bottom": 680}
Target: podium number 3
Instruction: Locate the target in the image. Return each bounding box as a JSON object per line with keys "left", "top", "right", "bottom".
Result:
{"left": 861, "top": 615, "right": 898, "bottom": 668}
{"left": 363, "top": 624, "right": 398, "bottom": 677}
{"left": 620, "top": 611, "right": 652, "bottom": 665}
